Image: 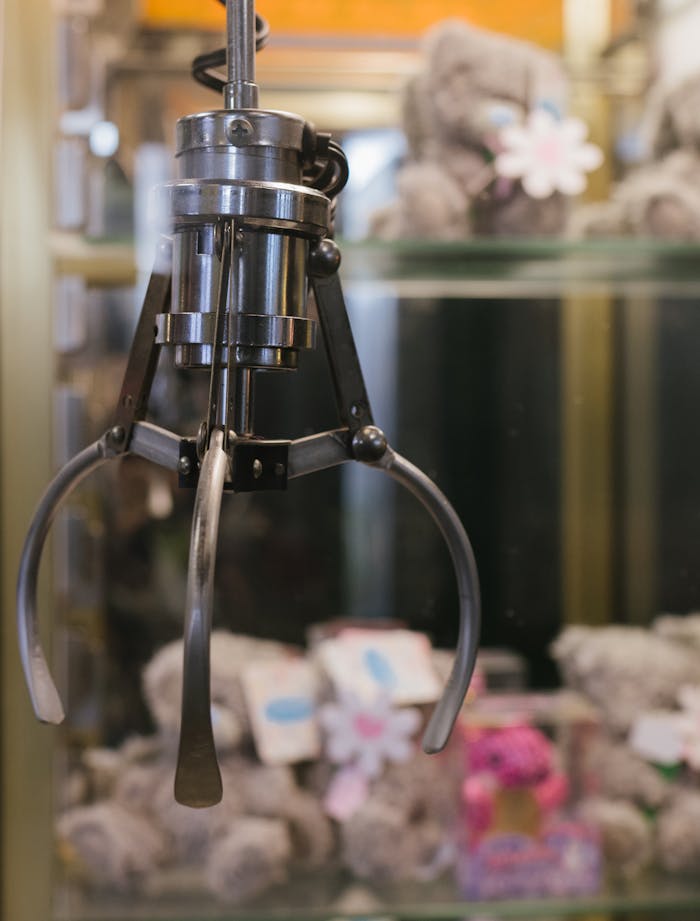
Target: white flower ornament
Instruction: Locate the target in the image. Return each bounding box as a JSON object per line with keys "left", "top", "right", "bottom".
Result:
{"left": 495, "top": 109, "right": 603, "bottom": 199}
{"left": 319, "top": 692, "right": 421, "bottom": 779}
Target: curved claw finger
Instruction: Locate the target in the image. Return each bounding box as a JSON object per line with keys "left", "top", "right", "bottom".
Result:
{"left": 175, "top": 429, "right": 228, "bottom": 807}
{"left": 374, "top": 448, "right": 481, "bottom": 753}
{"left": 17, "top": 440, "right": 109, "bottom": 724}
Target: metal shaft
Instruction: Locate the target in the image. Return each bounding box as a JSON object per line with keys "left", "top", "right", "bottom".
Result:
{"left": 232, "top": 367, "right": 255, "bottom": 436}
{"left": 225, "top": 0, "right": 258, "bottom": 109}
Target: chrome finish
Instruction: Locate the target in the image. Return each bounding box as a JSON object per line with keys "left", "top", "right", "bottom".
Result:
{"left": 287, "top": 429, "right": 352, "bottom": 479}
{"left": 374, "top": 448, "right": 481, "bottom": 753}
{"left": 129, "top": 422, "right": 183, "bottom": 472}
{"left": 17, "top": 438, "right": 109, "bottom": 725}
{"left": 233, "top": 367, "right": 255, "bottom": 435}
{"left": 225, "top": 0, "right": 258, "bottom": 109}
{"left": 175, "top": 429, "right": 228, "bottom": 807}
{"left": 286, "top": 427, "right": 481, "bottom": 753}
{"left": 172, "top": 227, "right": 217, "bottom": 326}
{"left": 179, "top": 146, "right": 300, "bottom": 184}
{"left": 156, "top": 313, "right": 316, "bottom": 352}
{"left": 177, "top": 111, "right": 308, "bottom": 186}
{"left": 173, "top": 343, "right": 303, "bottom": 370}
{"left": 206, "top": 221, "right": 234, "bottom": 441}
{"left": 162, "top": 180, "right": 329, "bottom": 235}
{"left": 177, "top": 111, "right": 306, "bottom": 156}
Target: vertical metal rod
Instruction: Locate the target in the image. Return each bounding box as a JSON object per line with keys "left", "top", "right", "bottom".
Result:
{"left": 225, "top": 0, "right": 258, "bottom": 109}
{"left": 217, "top": 369, "right": 230, "bottom": 430}
{"left": 206, "top": 222, "right": 233, "bottom": 441}
{"left": 233, "top": 367, "right": 255, "bottom": 436}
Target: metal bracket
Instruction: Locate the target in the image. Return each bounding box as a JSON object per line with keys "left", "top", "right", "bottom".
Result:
{"left": 106, "top": 238, "right": 173, "bottom": 456}
{"left": 230, "top": 438, "right": 290, "bottom": 492}
{"left": 309, "top": 239, "right": 375, "bottom": 435}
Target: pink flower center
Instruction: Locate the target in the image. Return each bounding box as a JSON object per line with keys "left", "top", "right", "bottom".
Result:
{"left": 353, "top": 713, "right": 386, "bottom": 739}
{"left": 535, "top": 136, "right": 564, "bottom": 167}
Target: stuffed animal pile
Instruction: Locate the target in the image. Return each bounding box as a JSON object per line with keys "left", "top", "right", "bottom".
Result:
{"left": 552, "top": 615, "right": 700, "bottom": 878}
{"left": 56, "top": 629, "right": 463, "bottom": 903}
{"left": 57, "top": 632, "right": 335, "bottom": 901}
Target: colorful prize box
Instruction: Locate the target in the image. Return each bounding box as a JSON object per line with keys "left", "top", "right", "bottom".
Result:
{"left": 456, "top": 692, "right": 602, "bottom": 900}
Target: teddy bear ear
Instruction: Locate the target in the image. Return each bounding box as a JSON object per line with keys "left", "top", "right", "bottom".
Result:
{"left": 421, "top": 17, "right": 471, "bottom": 60}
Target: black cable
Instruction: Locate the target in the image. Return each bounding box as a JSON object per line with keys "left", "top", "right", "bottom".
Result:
{"left": 305, "top": 140, "right": 349, "bottom": 200}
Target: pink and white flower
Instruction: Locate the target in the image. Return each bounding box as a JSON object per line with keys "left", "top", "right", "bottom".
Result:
{"left": 495, "top": 109, "right": 603, "bottom": 199}
{"left": 319, "top": 692, "right": 421, "bottom": 779}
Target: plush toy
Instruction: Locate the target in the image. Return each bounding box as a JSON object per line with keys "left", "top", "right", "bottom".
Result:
{"left": 142, "top": 630, "right": 289, "bottom": 751}
{"left": 579, "top": 798, "right": 654, "bottom": 879}
{"left": 339, "top": 753, "right": 460, "bottom": 882}
{"left": 58, "top": 627, "right": 467, "bottom": 900}
{"left": 571, "top": 73, "right": 700, "bottom": 239}
{"left": 550, "top": 624, "right": 700, "bottom": 735}
{"left": 656, "top": 791, "right": 700, "bottom": 875}
{"left": 56, "top": 631, "right": 335, "bottom": 903}
{"left": 552, "top": 620, "right": 700, "bottom": 880}
{"left": 309, "top": 663, "right": 460, "bottom": 883}
{"left": 457, "top": 719, "right": 601, "bottom": 900}
{"left": 462, "top": 724, "right": 569, "bottom": 840}
{"left": 371, "top": 19, "right": 601, "bottom": 240}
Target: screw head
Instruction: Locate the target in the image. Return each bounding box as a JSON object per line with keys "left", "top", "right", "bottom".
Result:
{"left": 110, "top": 425, "right": 126, "bottom": 444}
{"left": 252, "top": 459, "right": 263, "bottom": 479}
{"left": 228, "top": 117, "right": 254, "bottom": 146}
{"left": 177, "top": 456, "right": 192, "bottom": 476}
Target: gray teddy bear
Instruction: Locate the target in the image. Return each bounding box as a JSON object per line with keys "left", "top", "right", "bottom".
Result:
{"left": 371, "top": 18, "right": 570, "bottom": 240}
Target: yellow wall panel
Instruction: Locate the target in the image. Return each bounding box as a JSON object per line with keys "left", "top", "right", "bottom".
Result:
{"left": 141, "top": 0, "right": 563, "bottom": 47}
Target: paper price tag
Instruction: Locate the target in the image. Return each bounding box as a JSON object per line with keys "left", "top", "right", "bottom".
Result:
{"left": 317, "top": 628, "right": 441, "bottom": 706}
{"left": 241, "top": 658, "right": 321, "bottom": 765}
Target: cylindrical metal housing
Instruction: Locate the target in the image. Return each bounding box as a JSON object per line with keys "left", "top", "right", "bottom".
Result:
{"left": 160, "top": 109, "right": 330, "bottom": 371}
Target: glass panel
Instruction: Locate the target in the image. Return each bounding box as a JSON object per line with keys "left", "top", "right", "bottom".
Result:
{"left": 13, "top": 0, "right": 700, "bottom": 918}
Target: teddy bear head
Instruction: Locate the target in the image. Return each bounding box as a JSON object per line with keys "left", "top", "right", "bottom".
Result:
{"left": 413, "top": 19, "right": 567, "bottom": 153}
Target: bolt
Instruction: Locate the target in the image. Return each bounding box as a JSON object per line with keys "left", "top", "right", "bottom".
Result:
{"left": 228, "top": 117, "right": 254, "bottom": 146}
{"left": 178, "top": 456, "right": 192, "bottom": 476}
{"left": 252, "top": 459, "right": 263, "bottom": 479}
{"left": 110, "top": 425, "right": 126, "bottom": 444}
{"left": 274, "top": 462, "right": 286, "bottom": 477}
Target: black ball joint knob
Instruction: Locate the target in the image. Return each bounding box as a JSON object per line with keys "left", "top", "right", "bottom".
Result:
{"left": 309, "top": 239, "right": 341, "bottom": 278}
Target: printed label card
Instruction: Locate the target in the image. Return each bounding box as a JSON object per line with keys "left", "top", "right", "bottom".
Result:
{"left": 241, "top": 658, "right": 321, "bottom": 765}
{"left": 316, "top": 628, "right": 441, "bottom": 706}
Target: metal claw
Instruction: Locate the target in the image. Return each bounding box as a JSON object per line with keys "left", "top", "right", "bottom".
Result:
{"left": 375, "top": 448, "right": 481, "bottom": 753}
{"left": 174, "top": 428, "right": 228, "bottom": 807}
{"left": 288, "top": 427, "right": 481, "bottom": 749}
{"left": 17, "top": 438, "right": 110, "bottom": 724}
